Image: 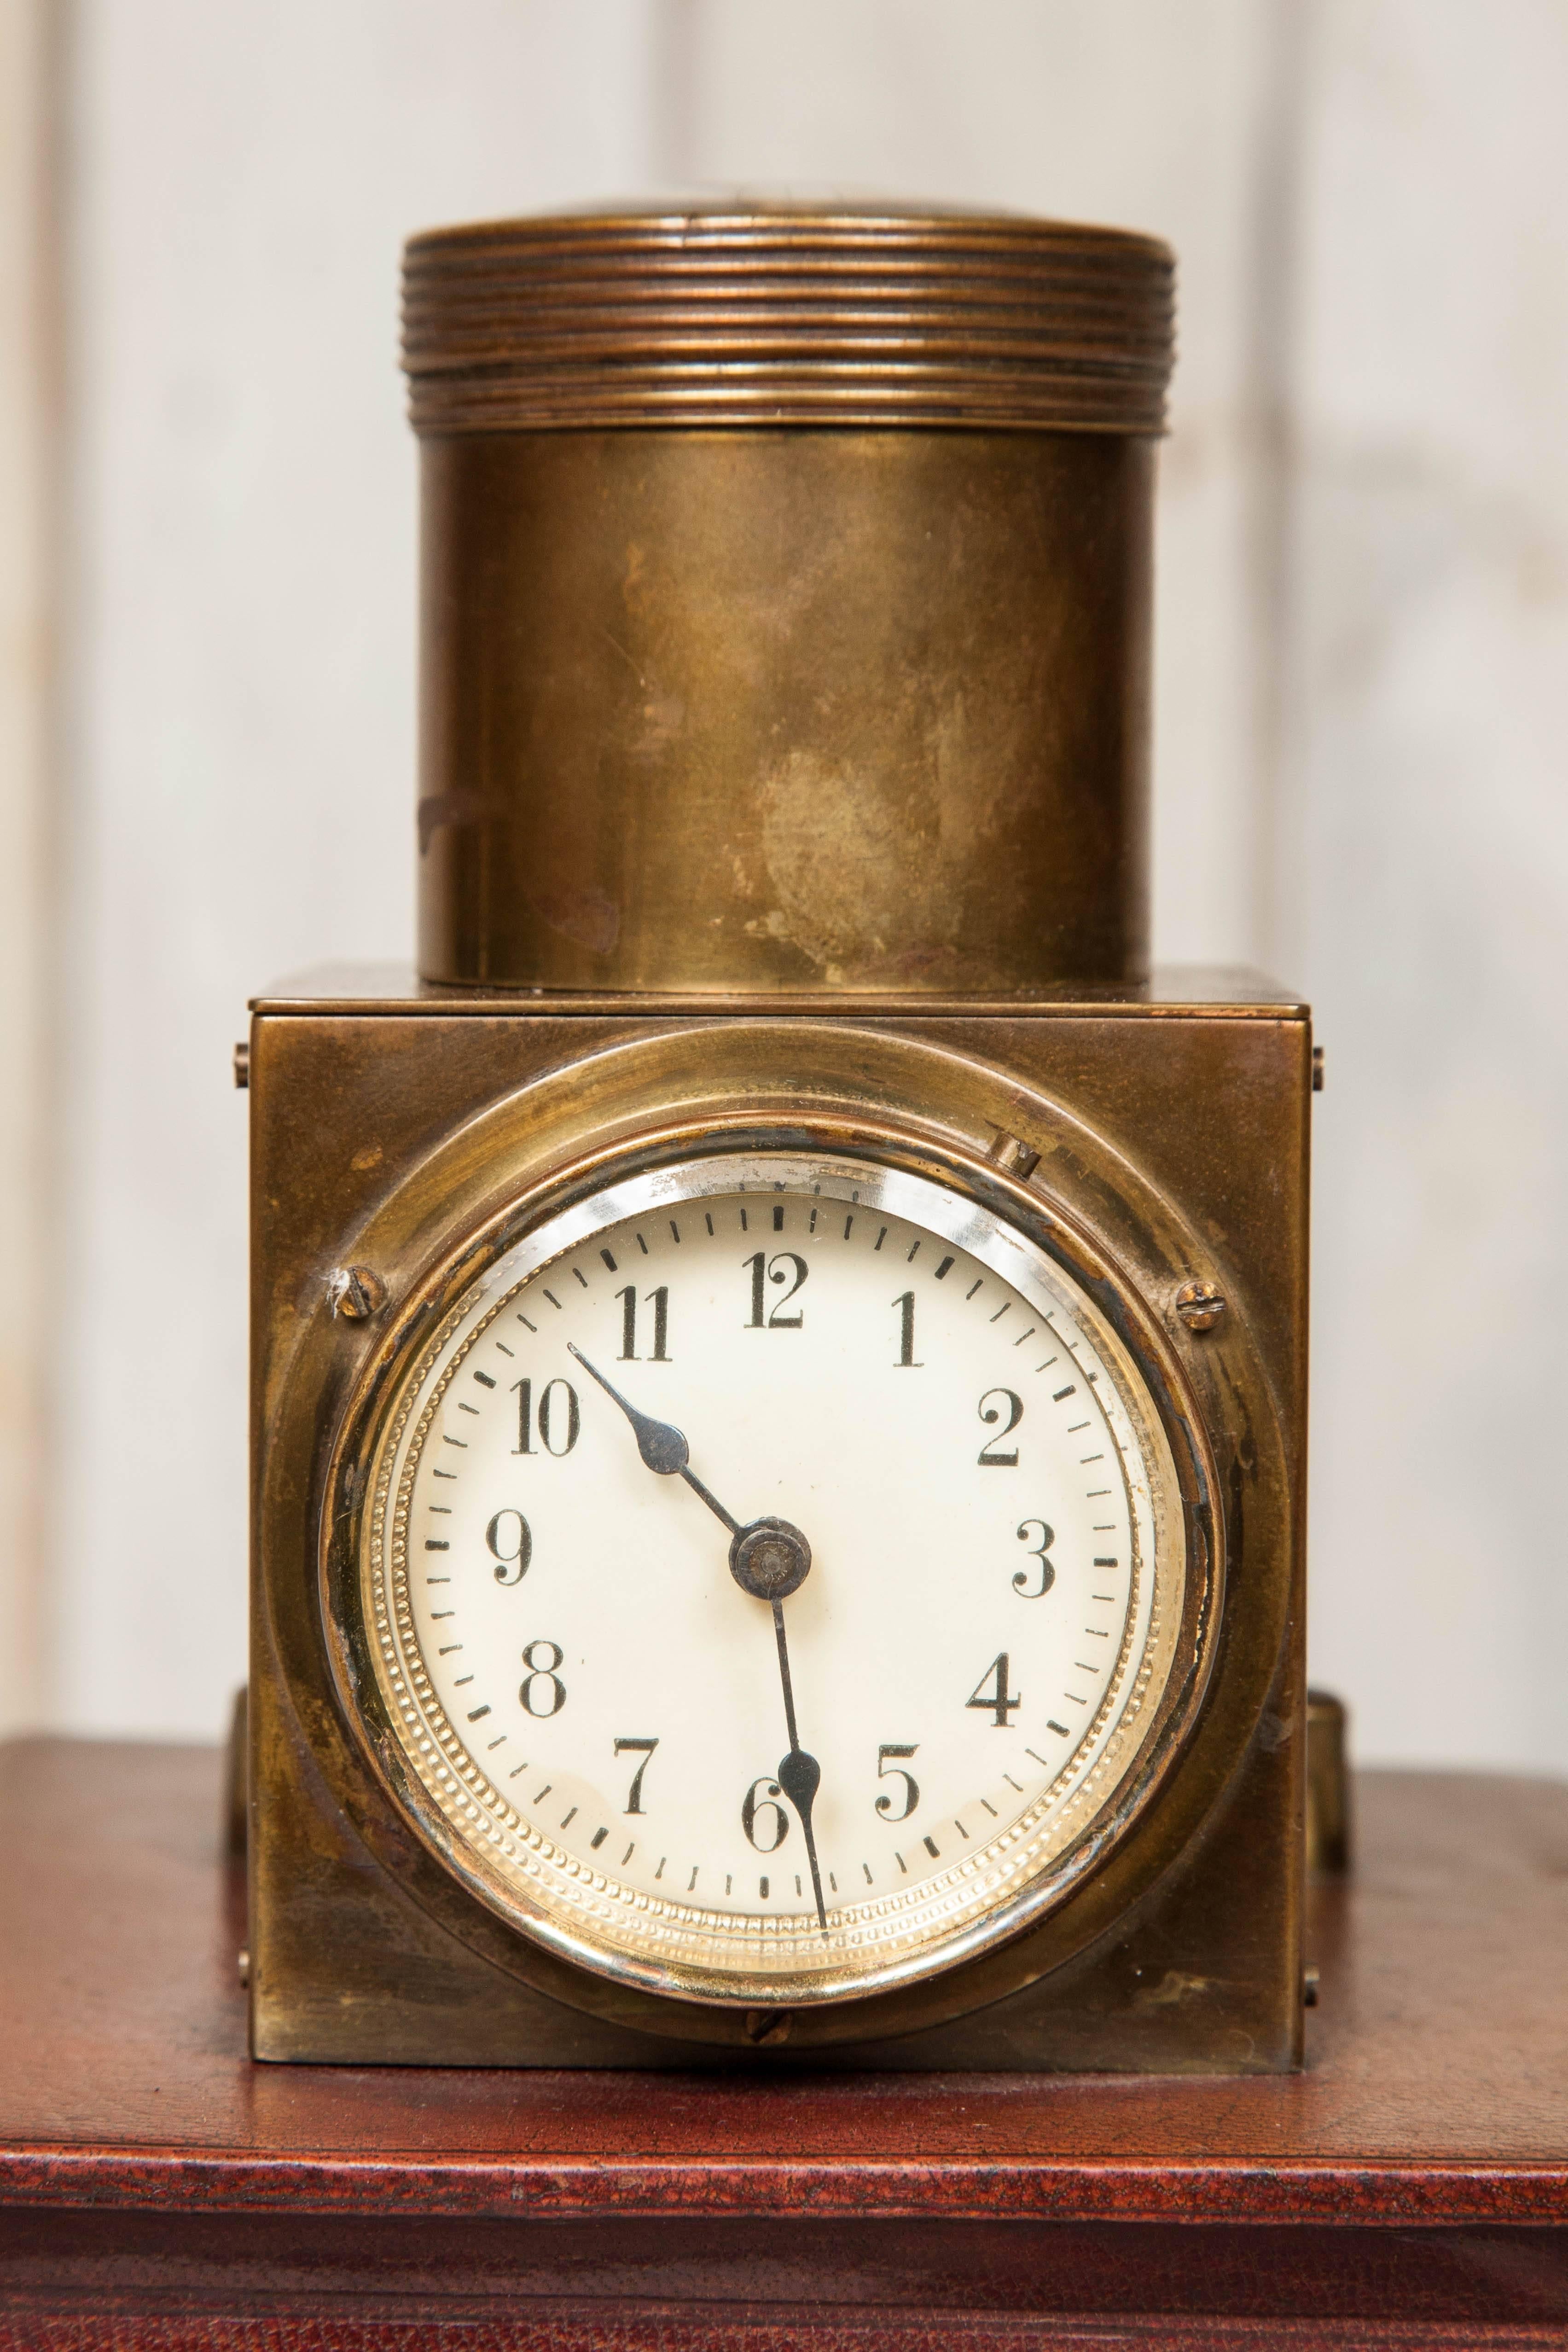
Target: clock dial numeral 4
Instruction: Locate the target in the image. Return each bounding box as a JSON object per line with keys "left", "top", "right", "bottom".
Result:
{"left": 967, "top": 1651, "right": 1022, "bottom": 1727}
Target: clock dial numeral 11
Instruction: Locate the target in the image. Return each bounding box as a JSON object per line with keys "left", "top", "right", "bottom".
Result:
{"left": 617, "top": 1285, "right": 670, "bottom": 1362}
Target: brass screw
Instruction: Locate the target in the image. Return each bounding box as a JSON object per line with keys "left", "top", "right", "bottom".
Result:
{"left": 1312, "top": 1045, "right": 1325, "bottom": 1093}
{"left": 238, "top": 1947, "right": 250, "bottom": 1989}
{"left": 743, "top": 2007, "right": 793, "bottom": 2046}
{"left": 1174, "top": 1279, "right": 1226, "bottom": 1333}
{"left": 1303, "top": 1964, "right": 1320, "bottom": 2008}
{"left": 233, "top": 1041, "right": 250, "bottom": 1090}
{"left": 987, "top": 1130, "right": 1041, "bottom": 1182}
{"left": 330, "top": 1266, "right": 386, "bottom": 1321}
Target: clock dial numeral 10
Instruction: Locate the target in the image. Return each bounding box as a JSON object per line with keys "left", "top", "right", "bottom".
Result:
{"left": 1013, "top": 1518, "right": 1057, "bottom": 1598}
{"left": 967, "top": 1651, "right": 1022, "bottom": 1727}
{"left": 744, "top": 1250, "right": 808, "bottom": 1329}
{"left": 486, "top": 1508, "right": 533, "bottom": 1586}
{"left": 511, "top": 1376, "right": 581, "bottom": 1457}
{"left": 519, "top": 1638, "right": 567, "bottom": 1717}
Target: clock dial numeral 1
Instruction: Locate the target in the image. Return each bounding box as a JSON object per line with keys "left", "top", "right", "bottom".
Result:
{"left": 977, "top": 1387, "right": 1023, "bottom": 1466}
{"left": 874, "top": 1743, "right": 920, "bottom": 1821}
{"left": 616, "top": 1285, "right": 670, "bottom": 1362}
{"left": 511, "top": 1376, "right": 581, "bottom": 1457}
{"left": 967, "top": 1651, "right": 1022, "bottom": 1727}
{"left": 519, "top": 1638, "right": 567, "bottom": 1717}
{"left": 486, "top": 1508, "right": 533, "bottom": 1586}
{"left": 744, "top": 1250, "right": 808, "bottom": 1329}
{"left": 613, "top": 1736, "right": 659, "bottom": 1814}
{"left": 1013, "top": 1518, "right": 1057, "bottom": 1598}
{"left": 891, "top": 1291, "right": 923, "bottom": 1368}
{"left": 742, "top": 1774, "right": 790, "bottom": 1851}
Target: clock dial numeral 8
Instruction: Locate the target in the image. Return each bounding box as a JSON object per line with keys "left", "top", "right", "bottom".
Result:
{"left": 519, "top": 1638, "right": 567, "bottom": 1717}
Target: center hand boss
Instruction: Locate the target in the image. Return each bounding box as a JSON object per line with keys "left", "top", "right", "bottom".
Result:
{"left": 567, "top": 1343, "right": 830, "bottom": 1935}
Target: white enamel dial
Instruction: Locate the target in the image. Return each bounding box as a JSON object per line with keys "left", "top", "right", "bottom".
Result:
{"left": 356, "top": 1150, "right": 1191, "bottom": 2005}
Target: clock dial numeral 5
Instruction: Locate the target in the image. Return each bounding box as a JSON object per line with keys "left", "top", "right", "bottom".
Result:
{"left": 875, "top": 1742, "right": 920, "bottom": 1821}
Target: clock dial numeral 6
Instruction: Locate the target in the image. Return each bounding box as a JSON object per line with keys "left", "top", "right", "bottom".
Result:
{"left": 617, "top": 1285, "right": 670, "bottom": 1363}
{"left": 1013, "top": 1518, "right": 1057, "bottom": 1598}
{"left": 977, "top": 1387, "right": 1023, "bottom": 1466}
{"left": 967, "top": 1651, "right": 1022, "bottom": 1727}
{"left": 744, "top": 1250, "right": 808, "bottom": 1329}
{"left": 519, "top": 1638, "right": 567, "bottom": 1717}
{"left": 875, "top": 1742, "right": 920, "bottom": 1821}
{"left": 742, "top": 1774, "right": 791, "bottom": 1851}
{"left": 486, "top": 1508, "right": 533, "bottom": 1586}
{"left": 613, "top": 1736, "right": 659, "bottom": 1813}
{"left": 511, "top": 1376, "right": 581, "bottom": 1458}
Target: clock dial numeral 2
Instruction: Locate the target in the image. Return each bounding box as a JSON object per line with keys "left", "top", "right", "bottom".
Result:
{"left": 967, "top": 1651, "right": 1022, "bottom": 1727}
{"left": 977, "top": 1387, "right": 1023, "bottom": 1466}
{"left": 617, "top": 1285, "right": 670, "bottom": 1362}
{"left": 745, "top": 1250, "right": 807, "bottom": 1329}
{"left": 875, "top": 1743, "right": 920, "bottom": 1821}
{"left": 486, "top": 1509, "right": 533, "bottom": 1586}
{"left": 1013, "top": 1518, "right": 1057, "bottom": 1598}
{"left": 519, "top": 1638, "right": 567, "bottom": 1717}
{"left": 614, "top": 1736, "right": 659, "bottom": 1814}
{"left": 511, "top": 1376, "right": 581, "bottom": 1457}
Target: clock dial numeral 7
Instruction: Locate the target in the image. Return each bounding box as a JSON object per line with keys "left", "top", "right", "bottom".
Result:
{"left": 486, "top": 1508, "right": 533, "bottom": 1586}
{"left": 977, "top": 1387, "right": 1023, "bottom": 1466}
{"left": 967, "top": 1651, "right": 1022, "bottom": 1727}
{"left": 519, "top": 1638, "right": 567, "bottom": 1717}
{"left": 874, "top": 1743, "right": 920, "bottom": 1821}
{"left": 613, "top": 1736, "right": 659, "bottom": 1814}
{"left": 1013, "top": 1518, "right": 1057, "bottom": 1598}
{"left": 511, "top": 1376, "right": 581, "bottom": 1457}
{"left": 617, "top": 1285, "right": 670, "bottom": 1363}
{"left": 744, "top": 1250, "right": 807, "bottom": 1329}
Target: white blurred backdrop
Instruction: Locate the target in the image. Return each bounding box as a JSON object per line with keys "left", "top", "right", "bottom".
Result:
{"left": 1, "top": 0, "right": 1564, "bottom": 1770}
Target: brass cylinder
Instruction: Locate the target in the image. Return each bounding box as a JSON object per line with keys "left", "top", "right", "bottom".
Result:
{"left": 403, "top": 209, "right": 1175, "bottom": 995}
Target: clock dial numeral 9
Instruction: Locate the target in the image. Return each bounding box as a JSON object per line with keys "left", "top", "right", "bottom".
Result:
{"left": 744, "top": 1250, "right": 808, "bottom": 1329}
{"left": 519, "top": 1638, "right": 567, "bottom": 1717}
{"left": 967, "top": 1651, "right": 1022, "bottom": 1727}
{"left": 1013, "top": 1518, "right": 1057, "bottom": 1598}
{"left": 486, "top": 1509, "right": 533, "bottom": 1586}
{"left": 977, "top": 1387, "right": 1023, "bottom": 1466}
{"left": 511, "top": 1376, "right": 581, "bottom": 1458}
{"left": 613, "top": 1736, "right": 659, "bottom": 1814}
{"left": 875, "top": 1743, "right": 920, "bottom": 1822}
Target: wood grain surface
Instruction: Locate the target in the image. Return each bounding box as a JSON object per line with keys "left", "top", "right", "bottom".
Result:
{"left": 2, "top": 1737, "right": 1566, "bottom": 2346}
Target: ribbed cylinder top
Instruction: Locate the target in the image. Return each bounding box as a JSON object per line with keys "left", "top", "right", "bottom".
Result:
{"left": 402, "top": 203, "right": 1176, "bottom": 437}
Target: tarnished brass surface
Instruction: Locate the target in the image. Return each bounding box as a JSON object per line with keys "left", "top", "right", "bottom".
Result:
{"left": 1307, "top": 1690, "right": 1353, "bottom": 1876}
{"left": 417, "top": 430, "right": 1154, "bottom": 992}
{"left": 248, "top": 977, "right": 1311, "bottom": 2072}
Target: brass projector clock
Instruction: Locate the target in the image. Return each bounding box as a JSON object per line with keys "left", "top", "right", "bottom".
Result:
{"left": 248, "top": 207, "right": 1311, "bottom": 2072}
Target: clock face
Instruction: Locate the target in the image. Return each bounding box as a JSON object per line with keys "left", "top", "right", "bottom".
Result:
{"left": 351, "top": 1150, "right": 1193, "bottom": 2006}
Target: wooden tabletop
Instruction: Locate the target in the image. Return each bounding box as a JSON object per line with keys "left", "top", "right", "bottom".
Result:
{"left": 3, "top": 1736, "right": 1566, "bottom": 2345}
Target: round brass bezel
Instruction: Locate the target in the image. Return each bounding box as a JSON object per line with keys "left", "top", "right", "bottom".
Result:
{"left": 266, "top": 1020, "right": 1289, "bottom": 2050}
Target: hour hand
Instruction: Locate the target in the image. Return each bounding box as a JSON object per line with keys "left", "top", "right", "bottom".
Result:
{"left": 567, "top": 1344, "right": 688, "bottom": 1474}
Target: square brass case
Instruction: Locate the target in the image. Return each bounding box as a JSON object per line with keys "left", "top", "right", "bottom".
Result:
{"left": 249, "top": 967, "right": 1310, "bottom": 2073}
